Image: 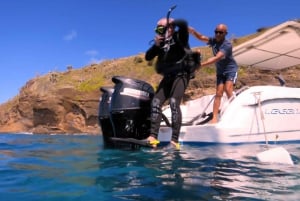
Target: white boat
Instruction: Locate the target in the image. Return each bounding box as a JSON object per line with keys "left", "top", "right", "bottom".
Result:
{"left": 159, "top": 20, "right": 300, "bottom": 145}
{"left": 99, "top": 20, "right": 299, "bottom": 165}
{"left": 159, "top": 85, "right": 300, "bottom": 144}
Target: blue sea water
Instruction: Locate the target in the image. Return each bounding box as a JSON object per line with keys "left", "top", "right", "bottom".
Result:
{"left": 0, "top": 133, "right": 300, "bottom": 201}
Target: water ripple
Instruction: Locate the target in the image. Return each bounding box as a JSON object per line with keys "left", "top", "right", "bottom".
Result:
{"left": 0, "top": 134, "right": 299, "bottom": 201}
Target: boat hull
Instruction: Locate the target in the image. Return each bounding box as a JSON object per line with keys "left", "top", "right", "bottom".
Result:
{"left": 157, "top": 125, "right": 300, "bottom": 144}
{"left": 158, "top": 85, "right": 300, "bottom": 144}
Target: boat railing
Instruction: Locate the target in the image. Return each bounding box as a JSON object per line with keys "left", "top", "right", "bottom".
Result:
{"left": 163, "top": 85, "right": 250, "bottom": 127}
{"left": 184, "top": 95, "right": 215, "bottom": 126}
{"left": 220, "top": 85, "right": 250, "bottom": 117}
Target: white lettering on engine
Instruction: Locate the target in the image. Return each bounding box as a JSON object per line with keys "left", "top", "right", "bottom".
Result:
{"left": 120, "top": 88, "right": 150, "bottom": 99}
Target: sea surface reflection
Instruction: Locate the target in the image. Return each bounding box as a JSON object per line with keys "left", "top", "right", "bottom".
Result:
{"left": 0, "top": 133, "right": 299, "bottom": 201}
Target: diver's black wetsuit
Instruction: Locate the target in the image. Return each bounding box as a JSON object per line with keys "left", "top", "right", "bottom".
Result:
{"left": 145, "top": 19, "right": 191, "bottom": 143}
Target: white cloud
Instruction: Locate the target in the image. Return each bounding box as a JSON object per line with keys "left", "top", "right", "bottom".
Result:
{"left": 64, "top": 30, "right": 77, "bottom": 41}
{"left": 85, "top": 50, "right": 99, "bottom": 57}
{"left": 85, "top": 50, "right": 104, "bottom": 64}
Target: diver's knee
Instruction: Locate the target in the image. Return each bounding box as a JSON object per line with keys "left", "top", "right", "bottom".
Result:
{"left": 170, "top": 98, "right": 179, "bottom": 110}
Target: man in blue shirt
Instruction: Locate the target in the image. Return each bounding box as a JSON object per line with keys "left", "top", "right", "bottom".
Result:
{"left": 189, "top": 24, "right": 238, "bottom": 123}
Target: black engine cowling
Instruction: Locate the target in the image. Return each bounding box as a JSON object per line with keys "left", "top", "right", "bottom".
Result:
{"left": 98, "top": 76, "right": 154, "bottom": 147}
{"left": 110, "top": 76, "right": 154, "bottom": 139}
{"left": 98, "top": 86, "right": 114, "bottom": 145}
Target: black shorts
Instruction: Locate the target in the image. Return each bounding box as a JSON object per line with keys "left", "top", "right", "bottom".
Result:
{"left": 216, "top": 72, "right": 237, "bottom": 85}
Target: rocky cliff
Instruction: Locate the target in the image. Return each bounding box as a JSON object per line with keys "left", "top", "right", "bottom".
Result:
{"left": 0, "top": 56, "right": 162, "bottom": 134}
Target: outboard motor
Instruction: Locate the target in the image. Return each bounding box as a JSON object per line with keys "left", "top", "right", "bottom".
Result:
{"left": 110, "top": 76, "right": 154, "bottom": 141}
{"left": 98, "top": 87, "right": 114, "bottom": 146}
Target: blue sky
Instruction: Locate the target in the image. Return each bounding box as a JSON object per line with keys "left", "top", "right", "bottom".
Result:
{"left": 0, "top": 0, "right": 299, "bottom": 103}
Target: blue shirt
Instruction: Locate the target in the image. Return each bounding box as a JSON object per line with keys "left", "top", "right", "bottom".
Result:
{"left": 208, "top": 38, "right": 238, "bottom": 75}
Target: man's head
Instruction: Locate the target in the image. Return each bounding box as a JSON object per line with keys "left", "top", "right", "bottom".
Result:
{"left": 155, "top": 17, "right": 174, "bottom": 37}
{"left": 214, "top": 24, "right": 228, "bottom": 42}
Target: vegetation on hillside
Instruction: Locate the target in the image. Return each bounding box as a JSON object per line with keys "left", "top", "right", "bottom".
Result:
{"left": 1, "top": 26, "right": 300, "bottom": 109}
